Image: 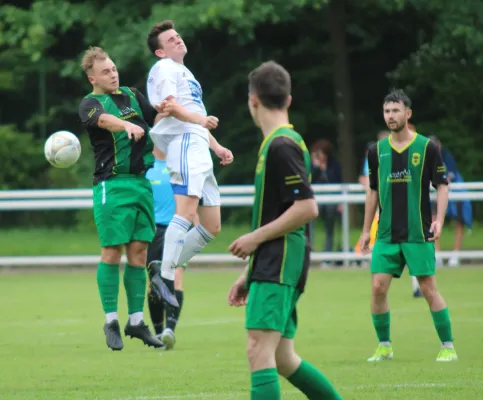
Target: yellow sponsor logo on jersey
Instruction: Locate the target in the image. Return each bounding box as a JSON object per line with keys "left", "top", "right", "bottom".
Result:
{"left": 411, "top": 152, "right": 421, "bottom": 166}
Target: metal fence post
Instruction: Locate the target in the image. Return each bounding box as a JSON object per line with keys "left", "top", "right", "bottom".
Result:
{"left": 341, "top": 183, "right": 350, "bottom": 267}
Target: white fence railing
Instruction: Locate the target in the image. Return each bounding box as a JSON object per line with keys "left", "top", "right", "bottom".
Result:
{"left": 1, "top": 182, "right": 483, "bottom": 267}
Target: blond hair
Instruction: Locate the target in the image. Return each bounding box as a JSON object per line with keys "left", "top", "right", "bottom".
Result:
{"left": 81, "top": 46, "right": 109, "bottom": 74}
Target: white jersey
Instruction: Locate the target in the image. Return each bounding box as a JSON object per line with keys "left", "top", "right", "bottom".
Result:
{"left": 147, "top": 58, "right": 209, "bottom": 142}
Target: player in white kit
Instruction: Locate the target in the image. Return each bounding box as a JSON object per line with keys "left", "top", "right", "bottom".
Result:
{"left": 145, "top": 21, "right": 233, "bottom": 345}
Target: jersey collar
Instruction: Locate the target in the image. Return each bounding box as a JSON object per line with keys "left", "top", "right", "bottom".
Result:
{"left": 258, "top": 124, "right": 294, "bottom": 156}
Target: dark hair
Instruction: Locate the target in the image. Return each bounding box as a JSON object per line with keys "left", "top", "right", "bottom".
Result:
{"left": 147, "top": 20, "right": 175, "bottom": 55}
{"left": 248, "top": 61, "right": 291, "bottom": 109}
{"left": 429, "top": 135, "right": 441, "bottom": 146}
{"left": 383, "top": 88, "right": 412, "bottom": 108}
{"left": 311, "top": 139, "right": 333, "bottom": 157}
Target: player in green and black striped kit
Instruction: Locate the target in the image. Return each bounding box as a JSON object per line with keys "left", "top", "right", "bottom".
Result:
{"left": 360, "top": 89, "right": 458, "bottom": 362}
{"left": 78, "top": 46, "right": 164, "bottom": 351}
{"left": 228, "top": 61, "right": 342, "bottom": 399}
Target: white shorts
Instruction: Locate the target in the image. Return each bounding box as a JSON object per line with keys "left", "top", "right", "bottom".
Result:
{"left": 154, "top": 133, "right": 221, "bottom": 206}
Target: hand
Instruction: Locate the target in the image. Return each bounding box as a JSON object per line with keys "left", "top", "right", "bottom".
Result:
{"left": 154, "top": 95, "right": 175, "bottom": 114}
{"left": 311, "top": 152, "right": 320, "bottom": 167}
{"left": 337, "top": 204, "right": 343, "bottom": 214}
{"left": 124, "top": 122, "right": 144, "bottom": 141}
{"left": 359, "top": 231, "right": 371, "bottom": 254}
{"left": 228, "top": 274, "right": 249, "bottom": 307}
{"left": 429, "top": 220, "right": 442, "bottom": 241}
{"left": 229, "top": 233, "right": 260, "bottom": 260}
{"left": 214, "top": 145, "right": 234, "bottom": 165}
{"left": 201, "top": 116, "right": 219, "bottom": 130}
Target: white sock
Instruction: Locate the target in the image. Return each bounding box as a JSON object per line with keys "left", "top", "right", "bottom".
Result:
{"left": 161, "top": 215, "right": 192, "bottom": 280}
{"left": 129, "top": 312, "right": 143, "bottom": 325}
{"left": 442, "top": 342, "right": 454, "bottom": 349}
{"left": 177, "top": 225, "right": 215, "bottom": 266}
{"left": 411, "top": 276, "right": 420, "bottom": 291}
{"left": 380, "top": 341, "right": 391, "bottom": 347}
{"left": 106, "top": 312, "right": 118, "bottom": 323}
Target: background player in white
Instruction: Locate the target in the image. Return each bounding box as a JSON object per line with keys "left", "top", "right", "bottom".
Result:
{"left": 145, "top": 20, "right": 234, "bottom": 306}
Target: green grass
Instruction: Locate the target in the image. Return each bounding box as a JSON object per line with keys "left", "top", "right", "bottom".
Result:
{"left": 0, "top": 267, "right": 482, "bottom": 399}
{"left": 0, "top": 221, "right": 481, "bottom": 256}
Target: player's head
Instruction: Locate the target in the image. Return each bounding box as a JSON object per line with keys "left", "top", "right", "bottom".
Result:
{"left": 383, "top": 89, "right": 412, "bottom": 133}
{"left": 311, "top": 139, "right": 333, "bottom": 163}
{"left": 147, "top": 20, "right": 187, "bottom": 61}
{"left": 247, "top": 61, "right": 292, "bottom": 126}
{"left": 81, "top": 47, "right": 119, "bottom": 94}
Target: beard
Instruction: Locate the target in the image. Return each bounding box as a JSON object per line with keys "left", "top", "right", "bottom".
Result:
{"left": 387, "top": 120, "right": 406, "bottom": 133}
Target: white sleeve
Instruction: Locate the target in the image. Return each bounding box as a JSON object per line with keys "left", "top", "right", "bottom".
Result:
{"left": 156, "top": 64, "right": 178, "bottom": 101}
{"left": 147, "top": 62, "right": 178, "bottom": 106}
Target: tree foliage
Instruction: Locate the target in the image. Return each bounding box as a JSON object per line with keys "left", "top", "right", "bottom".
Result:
{"left": 1, "top": 0, "right": 483, "bottom": 224}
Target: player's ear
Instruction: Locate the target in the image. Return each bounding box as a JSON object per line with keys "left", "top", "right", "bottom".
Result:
{"left": 249, "top": 93, "right": 259, "bottom": 108}
{"left": 87, "top": 75, "right": 95, "bottom": 85}
{"left": 285, "top": 95, "right": 292, "bottom": 108}
{"left": 155, "top": 48, "right": 165, "bottom": 58}
{"left": 406, "top": 108, "right": 412, "bottom": 120}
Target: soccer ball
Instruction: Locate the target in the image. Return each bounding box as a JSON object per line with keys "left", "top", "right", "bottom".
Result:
{"left": 44, "top": 130, "right": 81, "bottom": 168}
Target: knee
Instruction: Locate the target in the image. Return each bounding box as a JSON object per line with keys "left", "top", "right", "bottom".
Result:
{"left": 372, "top": 279, "right": 388, "bottom": 297}
{"left": 126, "top": 243, "right": 148, "bottom": 266}
{"left": 419, "top": 279, "right": 438, "bottom": 301}
{"left": 205, "top": 221, "right": 221, "bottom": 237}
{"left": 247, "top": 334, "right": 273, "bottom": 370}
{"left": 101, "top": 246, "right": 123, "bottom": 264}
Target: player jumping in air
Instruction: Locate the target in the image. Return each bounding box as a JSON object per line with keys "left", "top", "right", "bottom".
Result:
{"left": 145, "top": 22, "right": 234, "bottom": 343}
{"left": 146, "top": 146, "right": 196, "bottom": 349}
{"left": 360, "top": 89, "right": 458, "bottom": 362}
{"left": 78, "top": 47, "right": 163, "bottom": 350}
{"left": 228, "top": 61, "right": 342, "bottom": 400}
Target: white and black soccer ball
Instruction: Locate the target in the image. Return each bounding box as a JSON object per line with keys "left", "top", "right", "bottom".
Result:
{"left": 44, "top": 130, "right": 81, "bottom": 168}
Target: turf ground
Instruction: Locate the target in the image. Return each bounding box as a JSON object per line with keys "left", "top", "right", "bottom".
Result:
{"left": 0, "top": 267, "right": 482, "bottom": 399}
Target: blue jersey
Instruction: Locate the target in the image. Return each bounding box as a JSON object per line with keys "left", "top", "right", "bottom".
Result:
{"left": 146, "top": 159, "right": 175, "bottom": 225}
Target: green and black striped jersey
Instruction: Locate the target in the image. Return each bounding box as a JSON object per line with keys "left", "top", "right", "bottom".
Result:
{"left": 79, "top": 87, "right": 155, "bottom": 185}
{"left": 247, "top": 124, "right": 314, "bottom": 292}
{"left": 368, "top": 133, "right": 448, "bottom": 243}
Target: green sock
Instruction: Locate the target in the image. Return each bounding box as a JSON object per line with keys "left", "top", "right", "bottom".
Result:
{"left": 287, "top": 360, "right": 342, "bottom": 400}
{"left": 123, "top": 264, "right": 147, "bottom": 314}
{"left": 431, "top": 307, "right": 454, "bottom": 342}
{"left": 372, "top": 311, "right": 391, "bottom": 342}
{"left": 250, "top": 368, "right": 280, "bottom": 400}
{"left": 96, "top": 262, "right": 120, "bottom": 313}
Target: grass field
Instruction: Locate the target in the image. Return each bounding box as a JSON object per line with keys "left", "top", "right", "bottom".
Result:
{"left": 0, "top": 221, "right": 480, "bottom": 256}
{"left": 0, "top": 267, "right": 482, "bottom": 399}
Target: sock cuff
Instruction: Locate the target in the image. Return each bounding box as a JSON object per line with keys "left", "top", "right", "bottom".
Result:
{"left": 196, "top": 224, "right": 215, "bottom": 243}
{"left": 372, "top": 311, "right": 390, "bottom": 322}
{"left": 172, "top": 215, "right": 192, "bottom": 231}
{"left": 287, "top": 360, "right": 306, "bottom": 382}
{"left": 431, "top": 307, "right": 449, "bottom": 320}
{"left": 99, "top": 262, "right": 119, "bottom": 268}
{"left": 251, "top": 368, "right": 278, "bottom": 387}
{"left": 125, "top": 264, "right": 147, "bottom": 275}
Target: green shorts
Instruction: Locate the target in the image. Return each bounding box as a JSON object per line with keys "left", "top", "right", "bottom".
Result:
{"left": 371, "top": 240, "right": 436, "bottom": 278}
{"left": 93, "top": 175, "right": 155, "bottom": 247}
{"left": 245, "top": 281, "right": 301, "bottom": 339}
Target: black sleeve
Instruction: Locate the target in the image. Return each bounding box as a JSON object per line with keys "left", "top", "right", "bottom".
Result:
{"left": 132, "top": 87, "right": 157, "bottom": 127}
{"left": 426, "top": 141, "right": 449, "bottom": 188}
{"left": 267, "top": 137, "right": 314, "bottom": 203}
{"left": 367, "top": 144, "right": 379, "bottom": 190}
{"left": 78, "top": 97, "right": 105, "bottom": 129}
